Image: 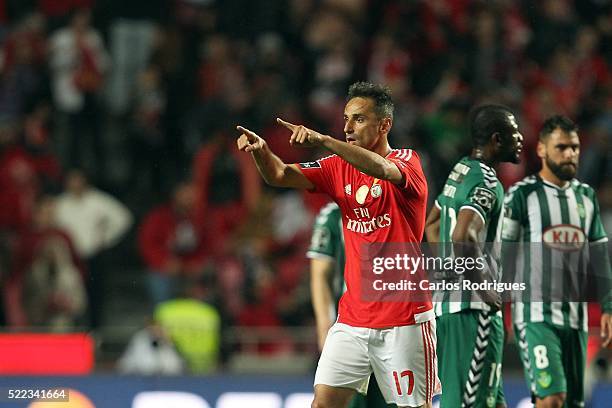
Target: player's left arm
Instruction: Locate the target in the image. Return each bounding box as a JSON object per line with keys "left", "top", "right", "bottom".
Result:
{"left": 593, "top": 238, "right": 612, "bottom": 347}
{"left": 276, "top": 118, "right": 404, "bottom": 184}
{"left": 587, "top": 192, "right": 612, "bottom": 346}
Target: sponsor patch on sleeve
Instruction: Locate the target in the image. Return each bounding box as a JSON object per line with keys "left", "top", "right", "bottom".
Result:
{"left": 469, "top": 187, "right": 496, "bottom": 214}
{"left": 300, "top": 161, "right": 321, "bottom": 169}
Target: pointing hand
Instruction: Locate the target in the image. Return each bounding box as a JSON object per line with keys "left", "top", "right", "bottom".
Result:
{"left": 277, "top": 118, "right": 324, "bottom": 147}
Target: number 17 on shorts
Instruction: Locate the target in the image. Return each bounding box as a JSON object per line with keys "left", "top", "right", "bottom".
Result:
{"left": 315, "top": 320, "right": 441, "bottom": 406}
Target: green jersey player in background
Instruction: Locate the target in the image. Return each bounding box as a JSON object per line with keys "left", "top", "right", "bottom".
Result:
{"left": 425, "top": 105, "right": 523, "bottom": 408}
{"left": 502, "top": 115, "right": 612, "bottom": 408}
{"left": 308, "top": 202, "right": 395, "bottom": 408}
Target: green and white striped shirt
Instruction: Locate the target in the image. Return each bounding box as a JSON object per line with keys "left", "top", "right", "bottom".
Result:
{"left": 307, "top": 202, "right": 346, "bottom": 304}
{"left": 433, "top": 157, "right": 505, "bottom": 316}
{"left": 502, "top": 175, "right": 611, "bottom": 331}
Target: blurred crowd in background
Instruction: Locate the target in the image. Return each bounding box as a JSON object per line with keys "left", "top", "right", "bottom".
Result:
{"left": 0, "top": 0, "right": 611, "bottom": 373}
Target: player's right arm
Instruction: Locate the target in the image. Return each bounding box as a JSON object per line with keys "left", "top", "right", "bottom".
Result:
{"left": 425, "top": 203, "right": 441, "bottom": 260}
{"left": 452, "top": 208, "right": 484, "bottom": 245}
{"left": 501, "top": 185, "right": 524, "bottom": 297}
{"left": 425, "top": 203, "right": 441, "bottom": 244}
{"left": 276, "top": 118, "right": 405, "bottom": 185}
{"left": 236, "top": 125, "right": 314, "bottom": 189}
{"left": 310, "top": 257, "right": 335, "bottom": 351}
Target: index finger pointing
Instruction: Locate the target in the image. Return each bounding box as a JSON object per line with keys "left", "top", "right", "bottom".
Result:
{"left": 236, "top": 125, "right": 257, "bottom": 139}
{"left": 276, "top": 117, "right": 297, "bottom": 131}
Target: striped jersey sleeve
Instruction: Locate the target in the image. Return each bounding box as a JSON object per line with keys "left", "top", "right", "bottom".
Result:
{"left": 586, "top": 187, "right": 608, "bottom": 243}
{"left": 457, "top": 164, "right": 499, "bottom": 224}
{"left": 307, "top": 203, "right": 341, "bottom": 260}
{"left": 387, "top": 149, "right": 428, "bottom": 194}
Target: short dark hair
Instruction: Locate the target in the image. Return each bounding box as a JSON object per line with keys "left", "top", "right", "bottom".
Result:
{"left": 469, "top": 104, "right": 514, "bottom": 147}
{"left": 347, "top": 82, "right": 394, "bottom": 119}
{"left": 539, "top": 115, "right": 578, "bottom": 141}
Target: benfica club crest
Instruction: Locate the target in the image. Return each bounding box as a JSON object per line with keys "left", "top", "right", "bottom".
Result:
{"left": 371, "top": 184, "right": 382, "bottom": 198}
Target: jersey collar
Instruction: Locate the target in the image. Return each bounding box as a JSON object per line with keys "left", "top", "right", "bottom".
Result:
{"left": 467, "top": 156, "right": 497, "bottom": 176}
{"left": 538, "top": 174, "right": 572, "bottom": 190}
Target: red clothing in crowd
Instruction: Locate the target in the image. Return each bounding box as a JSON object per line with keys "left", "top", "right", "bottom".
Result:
{"left": 2, "top": 145, "right": 61, "bottom": 185}
{"left": 192, "top": 138, "right": 261, "bottom": 216}
{"left": 138, "top": 204, "right": 208, "bottom": 274}
{"left": 0, "top": 147, "right": 38, "bottom": 231}
{"left": 4, "top": 227, "right": 84, "bottom": 326}
{"left": 192, "top": 138, "right": 261, "bottom": 256}
{"left": 0, "top": 144, "right": 62, "bottom": 231}
{"left": 38, "top": 0, "right": 94, "bottom": 17}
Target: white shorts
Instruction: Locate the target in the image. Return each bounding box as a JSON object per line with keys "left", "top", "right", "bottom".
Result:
{"left": 314, "top": 320, "right": 441, "bottom": 407}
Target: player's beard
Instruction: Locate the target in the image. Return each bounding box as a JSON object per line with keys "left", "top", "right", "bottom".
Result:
{"left": 545, "top": 155, "right": 577, "bottom": 181}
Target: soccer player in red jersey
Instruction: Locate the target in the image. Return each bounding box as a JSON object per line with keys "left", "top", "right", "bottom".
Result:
{"left": 236, "top": 82, "right": 439, "bottom": 408}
